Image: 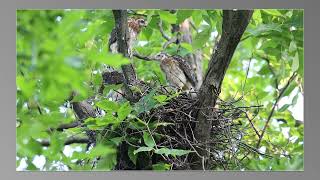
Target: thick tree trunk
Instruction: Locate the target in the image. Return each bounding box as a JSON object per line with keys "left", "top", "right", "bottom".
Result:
{"left": 192, "top": 10, "right": 253, "bottom": 169}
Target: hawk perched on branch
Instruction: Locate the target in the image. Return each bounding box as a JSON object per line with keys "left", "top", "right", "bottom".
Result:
{"left": 108, "top": 17, "right": 147, "bottom": 57}
{"left": 155, "top": 53, "right": 197, "bottom": 91}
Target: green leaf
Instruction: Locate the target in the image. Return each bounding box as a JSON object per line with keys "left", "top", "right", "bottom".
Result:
{"left": 252, "top": 10, "right": 262, "bottom": 24}
{"left": 158, "top": 11, "right": 177, "bottom": 24}
{"left": 133, "top": 89, "right": 158, "bottom": 114}
{"left": 128, "top": 146, "right": 138, "bottom": 165}
{"left": 283, "top": 83, "right": 297, "bottom": 97}
{"left": 247, "top": 23, "right": 282, "bottom": 36}
{"left": 72, "top": 144, "right": 116, "bottom": 159}
{"left": 89, "top": 144, "right": 116, "bottom": 158}
{"left": 152, "top": 163, "right": 172, "bottom": 170}
{"left": 192, "top": 27, "right": 211, "bottom": 49}
{"left": 278, "top": 104, "right": 290, "bottom": 112}
{"left": 26, "top": 160, "right": 38, "bottom": 170}
{"left": 153, "top": 95, "right": 168, "bottom": 103}
{"left": 292, "top": 52, "right": 299, "bottom": 72}
{"left": 263, "top": 10, "right": 284, "bottom": 17}
{"left": 133, "top": 146, "right": 154, "bottom": 155}
{"left": 110, "top": 137, "right": 123, "bottom": 146}
{"left": 143, "top": 131, "right": 156, "bottom": 148}
{"left": 154, "top": 148, "right": 193, "bottom": 156}
{"left": 192, "top": 11, "right": 203, "bottom": 27}
{"left": 16, "top": 76, "right": 36, "bottom": 98}
{"left": 96, "top": 100, "right": 119, "bottom": 112}
{"left": 25, "top": 138, "right": 43, "bottom": 156}
{"left": 96, "top": 153, "right": 118, "bottom": 170}
{"left": 203, "top": 14, "right": 212, "bottom": 27}
{"left": 258, "top": 65, "right": 270, "bottom": 75}
{"left": 180, "top": 42, "right": 193, "bottom": 53}
{"left": 289, "top": 41, "right": 297, "bottom": 53}
{"left": 177, "top": 10, "right": 193, "bottom": 24}
{"left": 142, "top": 26, "right": 153, "bottom": 41}
{"left": 117, "top": 102, "right": 132, "bottom": 121}
{"left": 291, "top": 94, "right": 299, "bottom": 106}
{"left": 86, "top": 51, "right": 130, "bottom": 68}
{"left": 298, "top": 49, "right": 304, "bottom": 76}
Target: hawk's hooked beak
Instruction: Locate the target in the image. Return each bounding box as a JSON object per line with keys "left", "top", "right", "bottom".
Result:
{"left": 141, "top": 21, "right": 148, "bottom": 27}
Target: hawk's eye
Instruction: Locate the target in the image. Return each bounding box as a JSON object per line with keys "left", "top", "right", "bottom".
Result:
{"left": 138, "top": 19, "right": 146, "bottom": 25}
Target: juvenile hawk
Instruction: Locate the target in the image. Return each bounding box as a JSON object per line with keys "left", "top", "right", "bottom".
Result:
{"left": 108, "top": 17, "right": 147, "bottom": 57}
{"left": 154, "top": 53, "right": 197, "bottom": 91}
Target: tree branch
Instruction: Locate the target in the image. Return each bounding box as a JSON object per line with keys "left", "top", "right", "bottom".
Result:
{"left": 112, "top": 10, "right": 139, "bottom": 103}
{"left": 133, "top": 51, "right": 155, "bottom": 61}
{"left": 40, "top": 137, "right": 89, "bottom": 147}
{"left": 158, "top": 19, "right": 171, "bottom": 41}
{"left": 256, "top": 72, "right": 297, "bottom": 148}
{"left": 47, "top": 121, "right": 81, "bottom": 132}
{"left": 192, "top": 10, "right": 253, "bottom": 169}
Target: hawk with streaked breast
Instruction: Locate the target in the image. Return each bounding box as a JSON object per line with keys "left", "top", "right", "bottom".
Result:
{"left": 108, "top": 17, "right": 147, "bottom": 57}
{"left": 154, "top": 52, "right": 197, "bottom": 91}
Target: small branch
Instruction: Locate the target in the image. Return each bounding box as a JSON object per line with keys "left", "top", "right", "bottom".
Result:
{"left": 133, "top": 52, "right": 155, "bottom": 61}
{"left": 189, "top": 21, "right": 198, "bottom": 31}
{"left": 256, "top": 73, "right": 297, "bottom": 148}
{"left": 219, "top": 105, "right": 263, "bottom": 111}
{"left": 158, "top": 19, "right": 171, "bottom": 41}
{"left": 241, "top": 55, "right": 252, "bottom": 92}
{"left": 244, "top": 111, "right": 261, "bottom": 139}
{"left": 240, "top": 35, "right": 251, "bottom": 42}
{"left": 239, "top": 142, "right": 273, "bottom": 159}
{"left": 40, "top": 137, "right": 89, "bottom": 147}
{"left": 256, "top": 53, "right": 279, "bottom": 90}
{"left": 127, "top": 10, "right": 148, "bottom": 17}
{"left": 163, "top": 37, "right": 178, "bottom": 50}
{"left": 57, "top": 121, "right": 81, "bottom": 131}
{"left": 47, "top": 121, "right": 81, "bottom": 132}
{"left": 158, "top": 19, "right": 181, "bottom": 50}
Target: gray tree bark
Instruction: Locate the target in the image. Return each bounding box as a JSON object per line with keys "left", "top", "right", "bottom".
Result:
{"left": 192, "top": 10, "right": 253, "bottom": 170}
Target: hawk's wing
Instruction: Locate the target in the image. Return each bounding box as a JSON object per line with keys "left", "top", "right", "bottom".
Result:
{"left": 108, "top": 28, "right": 117, "bottom": 52}
{"left": 172, "top": 55, "right": 197, "bottom": 87}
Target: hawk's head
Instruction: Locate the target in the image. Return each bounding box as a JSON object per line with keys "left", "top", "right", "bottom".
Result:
{"left": 128, "top": 17, "right": 148, "bottom": 33}
{"left": 136, "top": 18, "right": 147, "bottom": 27}
{"left": 154, "top": 52, "right": 170, "bottom": 61}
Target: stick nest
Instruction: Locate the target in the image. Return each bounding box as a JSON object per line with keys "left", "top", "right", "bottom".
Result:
{"left": 99, "top": 83, "right": 257, "bottom": 170}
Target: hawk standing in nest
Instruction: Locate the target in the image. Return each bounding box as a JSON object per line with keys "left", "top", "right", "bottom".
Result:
{"left": 155, "top": 52, "right": 197, "bottom": 91}
{"left": 108, "top": 17, "right": 147, "bottom": 57}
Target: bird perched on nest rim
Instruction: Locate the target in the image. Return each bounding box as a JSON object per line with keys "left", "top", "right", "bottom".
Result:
{"left": 154, "top": 52, "right": 197, "bottom": 92}
{"left": 108, "top": 17, "right": 147, "bottom": 57}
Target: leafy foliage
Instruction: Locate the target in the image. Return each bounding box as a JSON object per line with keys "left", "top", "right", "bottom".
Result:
{"left": 16, "top": 9, "right": 303, "bottom": 171}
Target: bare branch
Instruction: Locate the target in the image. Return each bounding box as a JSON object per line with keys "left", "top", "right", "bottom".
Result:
{"left": 40, "top": 137, "right": 89, "bottom": 147}
{"left": 158, "top": 19, "right": 171, "bottom": 41}
{"left": 47, "top": 121, "right": 81, "bottom": 133}
{"left": 256, "top": 72, "right": 297, "bottom": 148}
{"left": 133, "top": 52, "right": 155, "bottom": 61}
